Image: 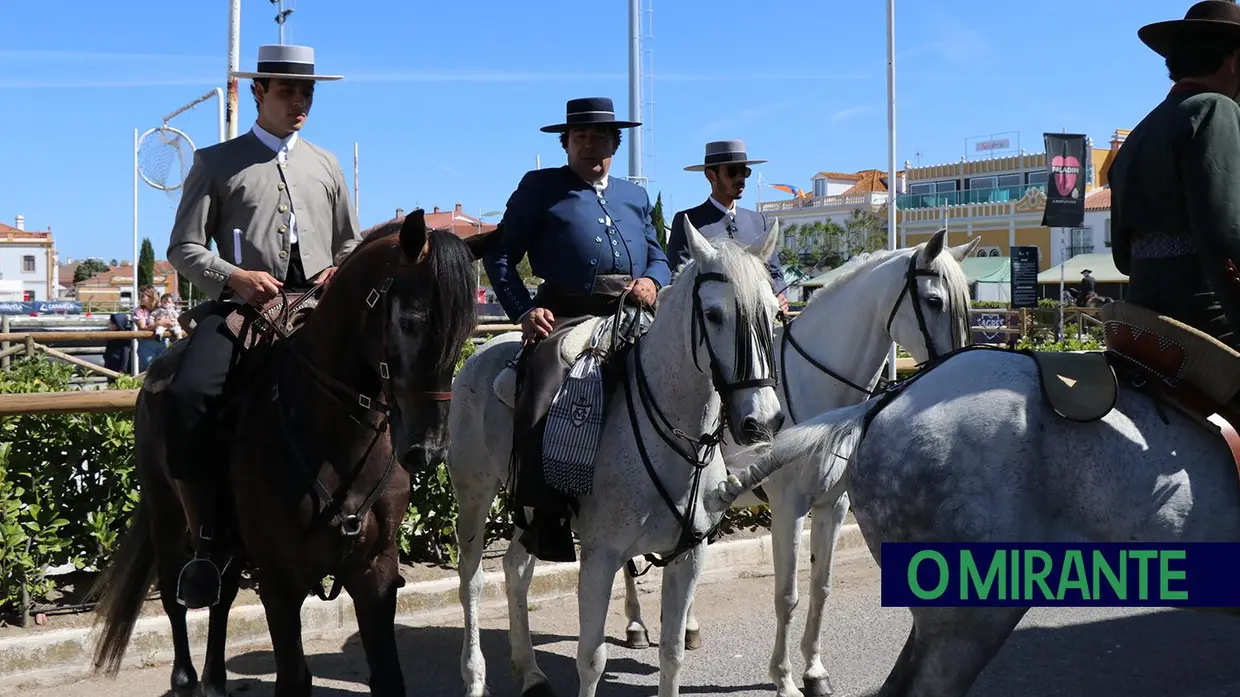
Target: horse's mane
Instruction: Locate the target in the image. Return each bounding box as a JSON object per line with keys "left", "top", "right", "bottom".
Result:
{"left": 801, "top": 241, "right": 972, "bottom": 348}
{"left": 666, "top": 237, "right": 774, "bottom": 329}
{"left": 322, "top": 221, "right": 478, "bottom": 373}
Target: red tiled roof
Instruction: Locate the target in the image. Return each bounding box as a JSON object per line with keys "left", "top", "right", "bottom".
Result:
{"left": 815, "top": 171, "right": 864, "bottom": 181}
{"left": 0, "top": 222, "right": 52, "bottom": 242}
{"left": 839, "top": 169, "right": 888, "bottom": 195}
{"left": 365, "top": 203, "right": 498, "bottom": 239}
{"left": 75, "top": 260, "right": 176, "bottom": 288}
{"left": 1084, "top": 188, "right": 1111, "bottom": 211}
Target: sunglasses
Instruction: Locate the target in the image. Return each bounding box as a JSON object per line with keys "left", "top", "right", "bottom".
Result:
{"left": 724, "top": 165, "right": 752, "bottom": 179}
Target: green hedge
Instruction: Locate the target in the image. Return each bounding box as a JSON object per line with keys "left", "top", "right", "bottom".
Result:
{"left": 0, "top": 342, "right": 771, "bottom": 616}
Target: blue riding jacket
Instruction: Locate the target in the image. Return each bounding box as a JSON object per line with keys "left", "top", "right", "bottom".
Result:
{"left": 484, "top": 166, "right": 673, "bottom": 321}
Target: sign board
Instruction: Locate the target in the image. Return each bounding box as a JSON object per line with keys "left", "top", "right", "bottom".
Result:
{"left": 1010, "top": 246, "right": 1040, "bottom": 309}
{"left": 1041, "top": 133, "right": 1088, "bottom": 228}
{"left": 976, "top": 139, "right": 1011, "bottom": 152}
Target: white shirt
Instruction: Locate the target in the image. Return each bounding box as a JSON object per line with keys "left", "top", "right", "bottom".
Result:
{"left": 251, "top": 123, "right": 300, "bottom": 244}
{"left": 709, "top": 196, "right": 737, "bottom": 219}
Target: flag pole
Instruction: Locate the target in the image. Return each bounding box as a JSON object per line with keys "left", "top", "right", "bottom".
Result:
{"left": 885, "top": 0, "right": 899, "bottom": 382}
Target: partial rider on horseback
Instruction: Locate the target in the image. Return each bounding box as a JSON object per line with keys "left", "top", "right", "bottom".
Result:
{"left": 163, "top": 43, "right": 361, "bottom": 609}
{"left": 1110, "top": 1, "right": 1240, "bottom": 351}
{"left": 482, "top": 96, "right": 672, "bottom": 563}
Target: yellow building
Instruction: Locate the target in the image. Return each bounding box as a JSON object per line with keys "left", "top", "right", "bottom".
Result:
{"left": 898, "top": 130, "right": 1127, "bottom": 271}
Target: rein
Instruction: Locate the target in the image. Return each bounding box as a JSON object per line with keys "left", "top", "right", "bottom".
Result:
{"left": 624, "top": 269, "right": 779, "bottom": 576}
{"left": 265, "top": 268, "right": 450, "bottom": 601}
{"left": 778, "top": 251, "right": 944, "bottom": 424}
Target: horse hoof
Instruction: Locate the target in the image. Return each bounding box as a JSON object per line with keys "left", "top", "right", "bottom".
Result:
{"left": 803, "top": 676, "right": 834, "bottom": 696}
{"left": 522, "top": 681, "right": 557, "bottom": 697}
{"left": 684, "top": 628, "right": 702, "bottom": 650}
{"left": 625, "top": 628, "right": 651, "bottom": 649}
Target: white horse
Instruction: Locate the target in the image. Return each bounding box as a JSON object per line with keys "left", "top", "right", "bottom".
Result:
{"left": 620, "top": 229, "right": 979, "bottom": 697}
{"left": 713, "top": 323, "right": 1240, "bottom": 696}
{"left": 448, "top": 218, "right": 785, "bottom": 697}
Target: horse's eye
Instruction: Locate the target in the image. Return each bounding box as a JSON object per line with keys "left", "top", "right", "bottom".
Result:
{"left": 399, "top": 315, "right": 422, "bottom": 332}
{"left": 926, "top": 296, "right": 945, "bottom": 311}
{"left": 705, "top": 307, "right": 724, "bottom": 324}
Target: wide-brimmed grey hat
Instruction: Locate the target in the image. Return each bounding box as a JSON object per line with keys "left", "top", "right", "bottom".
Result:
{"left": 684, "top": 139, "right": 768, "bottom": 172}
{"left": 232, "top": 44, "right": 343, "bottom": 81}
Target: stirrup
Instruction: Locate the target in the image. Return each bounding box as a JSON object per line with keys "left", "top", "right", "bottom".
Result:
{"left": 176, "top": 558, "right": 222, "bottom": 608}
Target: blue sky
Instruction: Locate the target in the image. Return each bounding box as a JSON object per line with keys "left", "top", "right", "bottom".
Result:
{"left": 1, "top": 0, "right": 1177, "bottom": 264}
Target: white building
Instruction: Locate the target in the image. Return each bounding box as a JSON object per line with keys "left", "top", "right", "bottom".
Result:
{"left": 757, "top": 169, "right": 896, "bottom": 262}
{"left": 0, "top": 216, "right": 55, "bottom": 302}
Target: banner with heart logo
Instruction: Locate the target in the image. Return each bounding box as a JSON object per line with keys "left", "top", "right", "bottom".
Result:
{"left": 1042, "top": 133, "right": 1088, "bottom": 228}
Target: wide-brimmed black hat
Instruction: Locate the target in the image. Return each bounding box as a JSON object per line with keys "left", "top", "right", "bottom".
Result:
{"left": 232, "top": 44, "right": 343, "bottom": 81}
{"left": 684, "top": 139, "right": 768, "bottom": 172}
{"left": 540, "top": 97, "right": 641, "bottom": 133}
{"left": 1139, "top": 1, "right": 1240, "bottom": 58}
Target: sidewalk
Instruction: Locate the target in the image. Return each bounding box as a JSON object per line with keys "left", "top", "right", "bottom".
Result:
{"left": 0, "top": 524, "right": 865, "bottom": 691}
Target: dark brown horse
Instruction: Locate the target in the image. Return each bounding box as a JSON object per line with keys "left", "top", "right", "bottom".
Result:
{"left": 86, "top": 210, "right": 498, "bottom": 697}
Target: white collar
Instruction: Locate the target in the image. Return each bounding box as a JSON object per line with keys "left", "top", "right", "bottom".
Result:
{"left": 251, "top": 123, "right": 299, "bottom": 155}
{"left": 710, "top": 196, "right": 736, "bottom": 215}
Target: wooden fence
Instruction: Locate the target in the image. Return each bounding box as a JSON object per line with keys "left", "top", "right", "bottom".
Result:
{"left": 0, "top": 306, "right": 1104, "bottom": 417}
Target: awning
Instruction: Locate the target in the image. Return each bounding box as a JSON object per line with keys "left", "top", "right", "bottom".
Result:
{"left": 961, "top": 256, "right": 1010, "bottom": 284}
{"left": 800, "top": 265, "right": 849, "bottom": 288}
{"left": 1037, "top": 252, "right": 1129, "bottom": 284}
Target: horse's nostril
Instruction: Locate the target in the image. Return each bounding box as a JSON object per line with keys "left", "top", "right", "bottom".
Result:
{"left": 770, "top": 413, "right": 786, "bottom": 434}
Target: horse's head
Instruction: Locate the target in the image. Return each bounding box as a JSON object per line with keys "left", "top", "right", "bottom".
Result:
{"left": 883, "top": 228, "right": 977, "bottom": 364}
{"left": 318, "top": 209, "right": 495, "bottom": 472}
{"left": 673, "top": 215, "right": 785, "bottom": 445}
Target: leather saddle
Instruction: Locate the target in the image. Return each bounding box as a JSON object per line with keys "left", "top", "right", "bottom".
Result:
{"left": 1028, "top": 301, "right": 1240, "bottom": 483}
{"left": 222, "top": 286, "right": 323, "bottom": 350}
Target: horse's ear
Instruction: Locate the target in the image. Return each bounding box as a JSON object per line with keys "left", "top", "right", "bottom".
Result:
{"left": 921, "top": 228, "right": 947, "bottom": 263}
{"left": 948, "top": 235, "right": 981, "bottom": 262}
{"left": 465, "top": 221, "right": 504, "bottom": 261}
{"left": 746, "top": 217, "right": 781, "bottom": 263}
{"left": 685, "top": 215, "right": 714, "bottom": 261}
{"left": 400, "top": 209, "right": 429, "bottom": 262}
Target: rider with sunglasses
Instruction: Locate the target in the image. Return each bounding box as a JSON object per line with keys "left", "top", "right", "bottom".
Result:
{"left": 667, "top": 139, "right": 788, "bottom": 313}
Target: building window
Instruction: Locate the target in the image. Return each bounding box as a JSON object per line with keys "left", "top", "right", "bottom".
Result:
{"left": 969, "top": 176, "right": 997, "bottom": 190}
{"left": 1028, "top": 171, "right": 1048, "bottom": 187}
{"left": 997, "top": 174, "right": 1022, "bottom": 188}
{"left": 813, "top": 179, "right": 827, "bottom": 197}
{"left": 1068, "top": 227, "right": 1093, "bottom": 258}
{"left": 909, "top": 182, "right": 935, "bottom": 196}
{"left": 1105, "top": 218, "right": 1112, "bottom": 247}
{"left": 22, "top": 256, "right": 35, "bottom": 273}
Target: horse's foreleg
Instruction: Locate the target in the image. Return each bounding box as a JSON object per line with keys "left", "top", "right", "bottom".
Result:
{"left": 622, "top": 560, "right": 651, "bottom": 649}
{"left": 767, "top": 489, "right": 809, "bottom": 697}
{"left": 456, "top": 482, "right": 499, "bottom": 697}
{"left": 345, "top": 549, "right": 405, "bottom": 697}
{"left": 575, "top": 550, "right": 619, "bottom": 697}
{"left": 503, "top": 537, "right": 550, "bottom": 696}
{"left": 200, "top": 558, "right": 243, "bottom": 697}
{"left": 257, "top": 569, "right": 312, "bottom": 697}
{"left": 655, "top": 543, "right": 705, "bottom": 697}
{"left": 799, "top": 492, "right": 849, "bottom": 697}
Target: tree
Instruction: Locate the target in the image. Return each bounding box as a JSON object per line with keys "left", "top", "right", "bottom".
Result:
{"left": 779, "top": 221, "right": 847, "bottom": 271}
{"left": 138, "top": 238, "right": 155, "bottom": 288}
{"left": 72, "top": 258, "right": 110, "bottom": 284}
{"left": 842, "top": 208, "right": 888, "bottom": 258}
{"left": 651, "top": 192, "right": 668, "bottom": 250}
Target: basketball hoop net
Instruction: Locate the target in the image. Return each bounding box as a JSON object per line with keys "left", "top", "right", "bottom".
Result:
{"left": 136, "top": 125, "right": 196, "bottom": 204}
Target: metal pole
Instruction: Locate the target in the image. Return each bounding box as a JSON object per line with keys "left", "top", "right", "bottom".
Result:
{"left": 353, "top": 142, "right": 360, "bottom": 219}
{"left": 1059, "top": 227, "right": 1066, "bottom": 340}
{"left": 628, "top": 0, "right": 643, "bottom": 184}
{"left": 885, "top": 0, "right": 898, "bottom": 382}
{"left": 226, "top": 0, "right": 241, "bottom": 140}
{"left": 214, "top": 87, "right": 225, "bottom": 143}
{"left": 131, "top": 128, "right": 139, "bottom": 376}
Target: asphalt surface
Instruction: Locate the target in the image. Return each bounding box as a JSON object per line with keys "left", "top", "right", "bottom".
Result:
{"left": 7, "top": 546, "right": 1240, "bottom": 697}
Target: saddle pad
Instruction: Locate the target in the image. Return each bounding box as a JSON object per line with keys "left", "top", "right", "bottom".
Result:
{"left": 559, "top": 306, "right": 653, "bottom": 364}
{"left": 1026, "top": 350, "right": 1117, "bottom": 423}
{"left": 225, "top": 290, "right": 319, "bottom": 350}
{"left": 542, "top": 346, "right": 606, "bottom": 496}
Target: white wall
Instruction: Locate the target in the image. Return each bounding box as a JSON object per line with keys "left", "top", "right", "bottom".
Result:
{"left": 0, "top": 245, "right": 48, "bottom": 301}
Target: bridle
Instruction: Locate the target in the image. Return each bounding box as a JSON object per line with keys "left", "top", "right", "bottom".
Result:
{"left": 264, "top": 257, "right": 454, "bottom": 601}
{"left": 779, "top": 251, "right": 947, "bottom": 423}
{"left": 624, "top": 268, "right": 780, "bottom": 576}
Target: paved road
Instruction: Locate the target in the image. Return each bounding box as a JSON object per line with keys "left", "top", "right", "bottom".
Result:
{"left": 7, "top": 546, "right": 1240, "bottom": 697}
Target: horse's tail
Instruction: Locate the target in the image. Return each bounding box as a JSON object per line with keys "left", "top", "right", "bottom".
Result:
{"left": 708, "top": 399, "right": 875, "bottom": 513}
{"left": 85, "top": 501, "right": 156, "bottom": 677}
